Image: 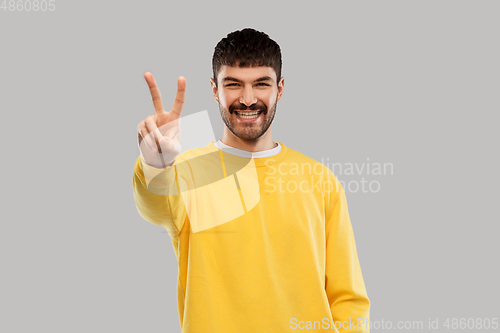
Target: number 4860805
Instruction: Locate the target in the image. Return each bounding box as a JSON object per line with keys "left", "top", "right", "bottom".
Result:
{"left": 1, "top": 0, "right": 56, "bottom": 11}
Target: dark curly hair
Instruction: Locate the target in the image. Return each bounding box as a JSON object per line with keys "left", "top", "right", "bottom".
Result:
{"left": 212, "top": 28, "right": 282, "bottom": 87}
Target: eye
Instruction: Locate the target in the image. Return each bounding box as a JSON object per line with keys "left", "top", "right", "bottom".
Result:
{"left": 256, "top": 82, "right": 270, "bottom": 87}
{"left": 225, "top": 83, "right": 239, "bottom": 87}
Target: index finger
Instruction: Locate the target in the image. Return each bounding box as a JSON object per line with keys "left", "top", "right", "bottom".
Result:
{"left": 169, "top": 76, "right": 186, "bottom": 118}
{"left": 144, "top": 72, "right": 164, "bottom": 113}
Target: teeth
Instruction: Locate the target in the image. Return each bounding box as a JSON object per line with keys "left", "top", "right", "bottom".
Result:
{"left": 236, "top": 111, "right": 260, "bottom": 119}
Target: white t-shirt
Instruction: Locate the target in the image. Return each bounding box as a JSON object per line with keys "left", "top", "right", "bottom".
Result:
{"left": 213, "top": 140, "right": 282, "bottom": 158}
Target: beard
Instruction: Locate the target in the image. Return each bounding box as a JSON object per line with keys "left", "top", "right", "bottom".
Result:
{"left": 218, "top": 94, "right": 278, "bottom": 141}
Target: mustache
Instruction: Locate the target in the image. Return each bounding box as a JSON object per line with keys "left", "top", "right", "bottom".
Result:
{"left": 229, "top": 102, "right": 267, "bottom": 113}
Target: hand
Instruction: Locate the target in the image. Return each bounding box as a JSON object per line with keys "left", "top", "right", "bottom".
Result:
{"left": 137, "top": 72, "right": 186, "bottom": 168}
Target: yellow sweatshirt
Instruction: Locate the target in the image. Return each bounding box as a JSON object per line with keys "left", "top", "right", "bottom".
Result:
{"left": 132, "top": 141, "right": 370, "bottom": 332}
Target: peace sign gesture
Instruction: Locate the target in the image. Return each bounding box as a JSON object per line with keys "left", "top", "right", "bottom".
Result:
{"left": 137, "top": 72, "right": 186, "bottom": 168}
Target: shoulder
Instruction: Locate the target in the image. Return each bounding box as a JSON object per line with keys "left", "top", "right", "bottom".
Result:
{"left": 174, "top": 141, "right": 217, "bottom": 162}
{"left": 282, "top": 144, "right": 337, "bottom": 178}
{"left": 281, "top": 143, "right": 344, "bottom": 197}
{"left": 173, "top": 142, "right": 222, "bottom": 175}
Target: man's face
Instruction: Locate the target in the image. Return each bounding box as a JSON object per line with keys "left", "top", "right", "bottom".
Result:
{"left": 211, "top": 65, "right": 284, "bottom": 141}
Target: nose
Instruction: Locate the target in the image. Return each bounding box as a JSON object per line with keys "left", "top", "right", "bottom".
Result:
{"left": 239, "top": 86, "right": 257, "bottom": 106}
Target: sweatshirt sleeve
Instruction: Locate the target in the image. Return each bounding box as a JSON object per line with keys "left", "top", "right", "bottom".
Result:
{"left": 132, "top": 155, "right": 188, "bottom": 238}
{"left": 325, "top": 178, "right": 370, "bottom": 332}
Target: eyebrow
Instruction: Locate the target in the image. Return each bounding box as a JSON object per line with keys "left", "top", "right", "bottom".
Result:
{"left": 222, "top": 76, "right": 273, "bottom": 83}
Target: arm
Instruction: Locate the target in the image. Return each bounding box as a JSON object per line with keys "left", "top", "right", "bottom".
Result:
{"left": 133, "top": 72, "right": 188, "bottom": 238}
{"left": 132, "top": 155, "right": 187, "bottom": 238}
{"left": 325, "top": 179, "right": 370, "bottom": 332}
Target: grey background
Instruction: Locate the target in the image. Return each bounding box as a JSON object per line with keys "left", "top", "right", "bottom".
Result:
{"left": 1, "top": 0, "right": 498, "bottom": 332}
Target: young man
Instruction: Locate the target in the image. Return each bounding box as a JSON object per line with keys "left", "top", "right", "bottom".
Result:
{"left": 133, "top": 28, "right": 370, "bottom": 332}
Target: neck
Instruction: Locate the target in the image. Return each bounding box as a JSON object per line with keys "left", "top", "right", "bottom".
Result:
{"left": 221, "top": 127, "right": 277, "bottom": 152}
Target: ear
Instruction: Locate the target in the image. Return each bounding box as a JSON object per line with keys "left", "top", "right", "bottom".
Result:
{"left": 277, "top": 77, "right": 285, "bottom": 103}
{"left": 210, "top": 78, "right": 219, "bottom": 103}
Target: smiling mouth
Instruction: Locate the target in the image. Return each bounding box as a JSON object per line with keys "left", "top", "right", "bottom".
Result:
{"left": 234, "top": 110, "right": 262, "bottom": 119}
